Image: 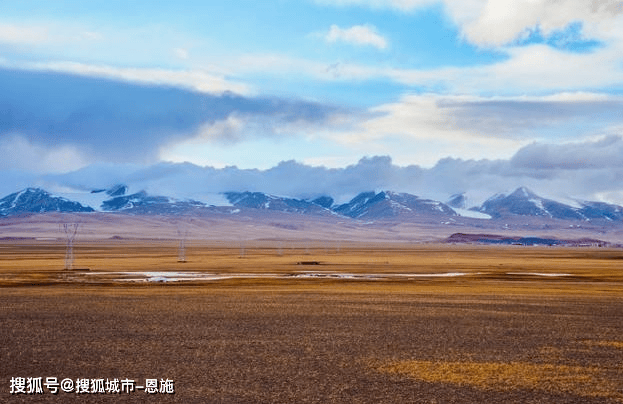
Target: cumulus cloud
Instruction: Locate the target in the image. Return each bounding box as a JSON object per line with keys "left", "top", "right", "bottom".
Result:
{"left": 4, "top": 66, "right": 621, "bottom": 174}
{"left": 324, "top": 24, "right": 388, "bottom": 49}
{"left": 459, "top": 0, "right": 623, "bottom": 47}
{"left": 310, "top": 92, "right": 623, "bottom": 166}
{"left": 511, "top": 135, "right": 623, "bottom": 169}
{"left": 42, "top": 156, "right": 425, "bottom": 204}
{"left": 16, "top": 134, "right": 623, "bottom": 208}
{"left": 316, "top": 0, "right": 623, "bottom": 47}
{"left": 156, "top": 91, "right": 623, "bottom": 169}
{"left": 313, "top": 0, "right": 435, "bottom": 12}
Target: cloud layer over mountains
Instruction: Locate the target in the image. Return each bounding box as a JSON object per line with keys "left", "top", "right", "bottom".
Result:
{"left": 1, "top": 134, "right": 620, "bottom": 208}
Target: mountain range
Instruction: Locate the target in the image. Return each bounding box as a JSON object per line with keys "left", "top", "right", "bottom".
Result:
{"left": 1, "top": 185, "right": 622, "bottom": 225}
{"left": 475, "top": 187, "right": 623, "bottom": 222}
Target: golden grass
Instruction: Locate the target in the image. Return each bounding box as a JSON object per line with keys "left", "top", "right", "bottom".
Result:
{"left": 585, "top": 340, "right": 623, "bottom": 349}
{"left": 2, "top": 241, "right": 623, "bottom": 297}
{"left": 378, "top": 360, "right": 621, "bottom": 400}
{"left": 2, "top": 240, "right": 623, "bottom": 402}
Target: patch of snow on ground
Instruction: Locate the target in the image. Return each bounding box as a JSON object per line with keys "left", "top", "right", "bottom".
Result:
{"left": 453, "top": 208, "right": 491, "bottom": 219}
{"left": 506, "top": 272, "right": 571, "bottom": 277}
{"left": 79, "top": 271, "right": 476, "bottom": 283}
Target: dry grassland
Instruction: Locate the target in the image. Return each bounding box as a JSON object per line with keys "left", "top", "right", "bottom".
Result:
{"left": 378, "top": 360, "right": 619, "bottom": 400}
{"left": 1, "top": 240, "right": 623, "bottom": 402}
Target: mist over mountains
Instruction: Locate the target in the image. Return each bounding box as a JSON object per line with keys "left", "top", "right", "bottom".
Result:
{"left": 3, "top": 184, "right": 623, "bottom": 228}
{"left": 4, "top": 138, "right": 623, "bottom": 212}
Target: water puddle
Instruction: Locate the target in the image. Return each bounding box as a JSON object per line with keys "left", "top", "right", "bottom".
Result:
{"left": 74, "top": 271, "right": 475, "bottom": 283}
{"left": 69, "top": 270, "right": 572, "bottom": 283}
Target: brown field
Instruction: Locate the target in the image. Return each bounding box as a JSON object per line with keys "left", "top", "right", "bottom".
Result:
{"left": 1, "top": 240, "right": 623, "bottom": 403}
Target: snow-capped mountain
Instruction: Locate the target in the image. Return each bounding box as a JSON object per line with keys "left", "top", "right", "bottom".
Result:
{"left": 577, "top": 201, "right": 623, "bottom": 221}
{"left": 91, "top": 184, "right": 128, "bottom": 197}
{"left": 0, "top": 188, "right": 94, "bottom": 216}
{"left": 475, "top": 187, "right": 623, "bottom": 221}
{"left": 334, "top": 191, "right": 456, "bottom": 219}
{"left": 1, "top": 185, "right": 210, "bottom": 215}
{"left": 224, "top": 192, "right": 332, "bottom": 215}
{"left": 447, "top": 193, "right": 467, "bottom": 209}
{"left": 476, "top": 187, "right": 582, "bottom": 219}
{"left": 92, "top": 184, "right": 207, "bottom": 214}
{"left": 1, "top": 186, "right": 622, "bottom": 225}
{"left": 101, "top": 190, "right": 207, "bottom": 214}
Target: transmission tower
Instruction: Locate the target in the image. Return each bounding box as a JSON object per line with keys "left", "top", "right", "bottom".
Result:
{"left": 239, "top": 237, "right": 246, "bottom": 258}
{"left": 177, "top": 229, "right": 188, "bottom": 262}
{"left": 276, "top": 241, "right": 283, "bottom": 256}
{"left": 62, "top": 223, "right": 79, "bottom": 270}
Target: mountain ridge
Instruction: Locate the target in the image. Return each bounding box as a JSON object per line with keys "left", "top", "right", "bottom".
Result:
{"left": 2, "top": 186, "right": 623, "bottom": 225}
{"left": 476, "top": 186, "right": 623, "bottom": 222}
{"left": 0, "top": 188, "right": 94, "bottom": 216}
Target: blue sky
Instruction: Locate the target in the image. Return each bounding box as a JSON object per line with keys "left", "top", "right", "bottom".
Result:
{"left": 2, "top": 0, "right": 623, "bottom": 202}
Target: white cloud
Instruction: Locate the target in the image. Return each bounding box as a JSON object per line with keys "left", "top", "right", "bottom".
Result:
{"left": 323, "top": 44, "right": 623, "bottom": 94}
{"left": 384, "top": 43, "right": 623, "bottom": 94}
{"left": 173, "top": 47, "right": 189, "bottom": 60}
{"left": 0, "top": 22, "right": 105, "bottom": 46}
{"left": 0, "top": 23, "right": 49, "bottom": 45}
{"left": 324, "top": 24, "right": 388, "bottom": 49}
{"left": 314, "top": 0, "right": 436, "bottom": 12}
{"left": 308, "top": 92, "right": 623, "bottom": 166}
{"left": 0, "top": 59, "right": 251, "bottom": 96}
{"left": 158, "top": 112, "right": 347, "bottom": 168}
{"left": 460, "top": 0, "right": 623, "bottom": 47}
{"left": 316, "top": 0, "right": 623, "bottom": 47}
{"left": 224, "top": 39, "right": 623, "bottom": 94}
{"left": 0, "top": 135, "right": 88, "bottom": 174}
{"left": 192, "top": 115, "right": 249, "bottom": 144}
{"left": 157, "top": 91, "right": 623, "bottom": 169}
{"left": 321, "top": 94, "right": 526, "bottom": 166}
{"left": 0, "top": 20, "right": 250, "bottom": 95}
{"left": 510, "top": 135, "right": 623, "bottom": 169}
{"left": 30, "top": 135, "right": 623, "bottom": 207}
{"left": 177, "top": 110, "right": 334, "bottom": 146}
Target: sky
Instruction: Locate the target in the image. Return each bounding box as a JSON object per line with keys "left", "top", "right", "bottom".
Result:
{"left": 2, "top": 0, "right": 623, "bottom": 205}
